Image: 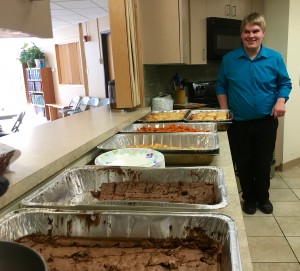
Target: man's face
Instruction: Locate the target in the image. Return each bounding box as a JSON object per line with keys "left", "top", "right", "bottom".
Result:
{"left": 241, "top": 23, "right": 265, "bottom": 51}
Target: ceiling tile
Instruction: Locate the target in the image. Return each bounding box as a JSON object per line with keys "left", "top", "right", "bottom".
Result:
{"left": 50, "top": 0, "right": 108, "bottom": 31}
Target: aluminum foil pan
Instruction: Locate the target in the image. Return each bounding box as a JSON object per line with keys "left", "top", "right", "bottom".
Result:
{"left": 119, "top": 122, "right": 218, "bottom": 133}
{"left": 184, "top": 109, "right": 233, "bottom": 131}
{"left": 0, "top": 209, "right": 242, "bottom": 271}
{"left": 22, "top": 165, "right": 228, "bottom": 211}
{"left": 97, "top": 133, "right": 219, "bottom": 165}
{"left": 137, "top": 109, "right": 190, "bottom": 123}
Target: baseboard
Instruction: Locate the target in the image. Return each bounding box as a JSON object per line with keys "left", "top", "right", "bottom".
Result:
{"left": 276, "top": 157, "right": 300, "bottom": 172}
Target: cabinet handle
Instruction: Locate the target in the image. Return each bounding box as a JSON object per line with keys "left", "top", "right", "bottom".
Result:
{"left": 202, "top": 49, "right": 206, "bottom": 61}
{"left": 182, "top": 43, "right": 188, "bottom": 62}
{"left": 225, "top": 5, "right": 230, "bottom": 16}
{"left": 231, "top": 5, "right": 236, "bottom": 17}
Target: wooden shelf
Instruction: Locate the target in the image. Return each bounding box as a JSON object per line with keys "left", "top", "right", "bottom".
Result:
{"left": 23, "top": 67, "right": 56, "bottom": 120}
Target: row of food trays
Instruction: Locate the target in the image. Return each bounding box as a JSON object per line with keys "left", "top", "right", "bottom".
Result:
{"left": 0, "top": 109, "right": 242, "bottom": 271}
{"left": 94, "top": 109, "right": 233, "bottom": 165}
{"left": 138, "top": 109, "right": 233, "bottom": 123}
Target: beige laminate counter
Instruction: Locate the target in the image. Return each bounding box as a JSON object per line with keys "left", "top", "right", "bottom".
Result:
{"left": 0, "top": 106, "right": 253, "bottom": 271}
{"left": 0, "top": 106, "right": 150, "bottom": 212}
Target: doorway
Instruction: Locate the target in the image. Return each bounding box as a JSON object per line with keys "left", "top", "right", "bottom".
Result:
{"left": 101, "top": 31, "right": 115, "bottom": 98}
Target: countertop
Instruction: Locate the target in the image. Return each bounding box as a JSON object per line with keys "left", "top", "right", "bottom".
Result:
{"left": 0, "top": 106, "right": 150, "bottom": 211}
{"left": 0, "top": 106, "right": 253, "bottom": 271}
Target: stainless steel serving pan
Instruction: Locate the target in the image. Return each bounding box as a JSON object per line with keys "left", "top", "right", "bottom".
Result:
{"left": 0, "top": 209, "right": 242, "bottom": 271}
{"left": 137, "top": 109, "right": 190, "bottom": 123}
{"left": 119, "top": 122, "right": 218, "bottom": 133}
{"left": 21, "top": 165, "right": 228, "bottom": 211}
{"left": 96, "top": 133, "right": 219, "bottom": 165}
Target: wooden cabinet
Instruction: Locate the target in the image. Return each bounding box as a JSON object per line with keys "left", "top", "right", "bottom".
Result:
{"left": 24, "top": 68, "right": 56, "bottom": 120}
{"left": 139, "top": 0, "right": 190, "bottom": 64}
{"left": 207, "top": 0, "right": 251, "bottom": 20}
{"left": 139, "top": 0, "right": 207, "bottom": 65}
{"left": 190, "top": 0, "right": 207, "bottom": 64}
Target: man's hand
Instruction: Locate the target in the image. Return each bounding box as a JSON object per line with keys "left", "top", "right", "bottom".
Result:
{"left": 272, "top": 98, "right": 286, "bottom": 118}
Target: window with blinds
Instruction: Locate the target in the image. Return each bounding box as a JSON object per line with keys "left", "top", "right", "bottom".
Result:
{"left": 55, "top": 42, "right": 84, "bottom": 85}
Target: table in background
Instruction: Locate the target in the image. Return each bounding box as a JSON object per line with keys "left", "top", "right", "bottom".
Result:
{"left": 0, "top": 113, "right": 17, "bottom": 121}
{"left": 46, "top": 104, "right": 69, "bottom": 121}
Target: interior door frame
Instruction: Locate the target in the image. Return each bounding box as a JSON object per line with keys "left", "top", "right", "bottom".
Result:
{"left": 101, "top": 31, "right": 113, "bottom": 98}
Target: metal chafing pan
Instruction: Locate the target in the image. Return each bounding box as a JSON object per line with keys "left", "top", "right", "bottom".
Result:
{"left": 119, "top": 122, "right": 218, "bottom": 133}
{"left": 0, "top": 209, "right": 242, "bottom": 271}
{"left": 137, "top": 109, "right": 190, "bottom": 123}
{"left": 21, "top": 165, "right": 228, "bottom": 210}
{"left": 96, "top": 133, "right": 219, "bottom": 165}
{"left": 184, "top": 109, "right": 233, "bottom": 131}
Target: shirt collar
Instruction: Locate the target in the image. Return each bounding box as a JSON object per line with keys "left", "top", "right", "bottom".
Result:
{"left": 236, "top": 45, "right": 268, "bottom": 60}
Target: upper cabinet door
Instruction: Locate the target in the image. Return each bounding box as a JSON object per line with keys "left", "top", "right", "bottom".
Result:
{"left": 207, "top": 0, "right": 251, "bottom": 20}
{"left": 230, "top": 0, "right": 252, "bottom": 19}
{"left": 139, "top": 0, "right": 189, "bottom": 64}
{"left": 207, "top": 0, "right": 231, "bottom": 18}
{"left": 190, "top": 0, "right": 207, "bottom": 64}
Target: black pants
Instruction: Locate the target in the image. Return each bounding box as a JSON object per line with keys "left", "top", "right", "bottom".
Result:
{"left": 227, "top": 116, "right": 278, "bottom": 203}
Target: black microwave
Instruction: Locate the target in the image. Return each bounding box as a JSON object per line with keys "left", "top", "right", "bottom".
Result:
{"left": 207, "top": 17, "right": 242, "bottom": 59}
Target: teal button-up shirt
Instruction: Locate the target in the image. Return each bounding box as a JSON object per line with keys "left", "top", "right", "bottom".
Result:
{"left": 216, "top": 45, "right": 292, "bottom": 121}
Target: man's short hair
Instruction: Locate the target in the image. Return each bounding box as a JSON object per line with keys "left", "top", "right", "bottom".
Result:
{"left": 240, "top": 12, "right": 266, "bottom": 33}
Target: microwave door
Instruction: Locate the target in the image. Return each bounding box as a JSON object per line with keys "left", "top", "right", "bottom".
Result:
{"left": 213, "top": 27, "right": 241, "bottom": 57}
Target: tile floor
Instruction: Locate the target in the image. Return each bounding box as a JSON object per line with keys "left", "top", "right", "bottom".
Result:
{"left": 241, "top": 164, "right": 300, "bottom": 271}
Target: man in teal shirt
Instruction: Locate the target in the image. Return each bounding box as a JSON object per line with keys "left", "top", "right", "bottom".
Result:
{"left": 216, "top": 12, "right": 292, "bottom": 214}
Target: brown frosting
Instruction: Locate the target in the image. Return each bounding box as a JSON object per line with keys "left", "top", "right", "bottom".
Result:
{"left": 16, "top": 235, "right": 222, "bottom": 271}
{"left": 91, "top": 181, "right": 215, "bottom": 204}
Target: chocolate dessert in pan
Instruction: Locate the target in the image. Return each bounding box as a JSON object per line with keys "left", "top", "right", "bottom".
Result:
{"left": 0, "top": 209, "right": 242, "bottom": 271}
{"left": 22, "top": 165, "right": 228, "bottom": 211}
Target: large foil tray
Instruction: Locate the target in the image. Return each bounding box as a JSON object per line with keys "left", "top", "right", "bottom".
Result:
{"left": 184, "top": 109, "right": 233, "bottom": 131}
{"left": 97, "top": 133, "right": 219, "bottom": 165}
{"left": 21, "top": 165, "right": 228, "bottom": 211}
{"left": 119, "top": 122, "right": 218, "bottom": 133}
{"left": 137, "top": 109, "right": 190, "bottom": 123}
{"left": 0, "top": 209, "right": 242, "bottom": 271}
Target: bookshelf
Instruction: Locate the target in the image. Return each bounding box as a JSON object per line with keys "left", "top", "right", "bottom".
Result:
{"left": 24, "top": 67, "right": 56, "bottom": 120}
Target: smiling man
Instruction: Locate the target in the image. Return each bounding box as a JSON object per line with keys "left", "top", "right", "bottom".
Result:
{"left": 216, "top": 12, "right": 292, "bottom": 215}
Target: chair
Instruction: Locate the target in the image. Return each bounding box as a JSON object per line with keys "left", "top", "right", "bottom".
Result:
{"left": 88, "top": 97, "right": 100, "bottom": 108}
{"left": 58, "top": 96, "right": 81, "bottom": 117}
{"left": 98, "top": 98, "right": 110, "bottom": 106}
{"left": 0, "top": 111, "right": 26, "bottom": 137}
{"left": 67, "top": 96, "right": 90, "bottom": 115}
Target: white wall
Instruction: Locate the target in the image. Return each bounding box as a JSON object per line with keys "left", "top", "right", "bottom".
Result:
{"left": 264, "top": 0, "right": 300, "bottom": 166}
{"left": 83, "top": 17, "right": 110, "bottom": 99}
{"left": 52, "top": 24, "right": 85, "bottom": 105}
{"left": 284, "top": 0, "right": 300, "bottom": 164}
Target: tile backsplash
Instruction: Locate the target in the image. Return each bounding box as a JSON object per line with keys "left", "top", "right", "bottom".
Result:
{"left": 143, "top": 60, "right": 221, "bottom": 107}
